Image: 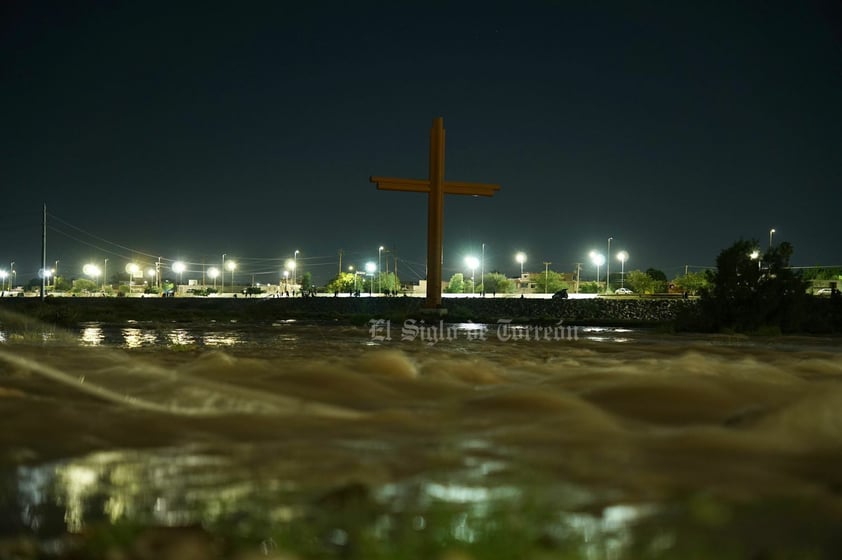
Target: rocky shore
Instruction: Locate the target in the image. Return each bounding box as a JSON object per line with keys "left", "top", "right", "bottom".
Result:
{"left": 0, "top": 296, "right": 696, "bottom": 327}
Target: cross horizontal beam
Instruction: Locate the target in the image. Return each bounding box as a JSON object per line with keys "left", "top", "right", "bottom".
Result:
{"left": 370, "top": 176, "right": 500, "bottom": 197}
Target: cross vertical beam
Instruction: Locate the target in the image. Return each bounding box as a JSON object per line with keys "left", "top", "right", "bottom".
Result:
{"left": 371, "top": 117, "right": 500, "bottom": 308}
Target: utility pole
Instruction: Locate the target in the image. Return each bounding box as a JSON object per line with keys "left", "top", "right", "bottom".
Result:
{"left": 685, "top": 264, "right": 688, "bottom": 276}
{"left": 606, "top": 237, "right": 613, "bottom": 294}
{"left": 543, "top": 261, "right": 551, "bottom": 294}
{"left": 41, "top": 203, "right": 47, "bottom": 301}
{"left": 338, "top": 249, "right": 343, "bottom": 276}
{"left": 574, "top": 262, "right": 582, "bottom": 294}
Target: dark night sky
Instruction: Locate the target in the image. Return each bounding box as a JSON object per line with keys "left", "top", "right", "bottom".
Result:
{"left": 2, "top": 1, "right": 841, "bottom": 286}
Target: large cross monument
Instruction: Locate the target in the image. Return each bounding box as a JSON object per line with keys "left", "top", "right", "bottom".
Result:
{"left": 370, "top": 117, "right": 500, "bottom": 309}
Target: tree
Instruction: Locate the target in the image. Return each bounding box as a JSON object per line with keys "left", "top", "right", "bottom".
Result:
{"left": 300, "top": 272, "right": 312, "bottom": 292}
{"left": 445, "top": 273, "right": 465, "bottom": 293}
{"left": 645, "top": 268, "right": 668, "bottom": 293}
{"left": 625, "top": 270, "right": 657, "bottom": 294}
{"left": 71, "top": 278, "right": 98, "bottom": 293}
{"left": 482, "top": 272, "right": 515, "bottom": 294}
{"left": 673, "top": 271, "right": 710, "bottom": 295}
{"left": 526, "top": 271, "right": 568, "bottom": 294}
{"left": 696, "top": 239, "right": 809, "bottom": 332}
{"left": 326, "top": 272, "right": 356, "bottom": 294}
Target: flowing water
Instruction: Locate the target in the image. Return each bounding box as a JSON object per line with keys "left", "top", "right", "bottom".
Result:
{"left": 1, "top": 314, "right": 841, "bottom": 558}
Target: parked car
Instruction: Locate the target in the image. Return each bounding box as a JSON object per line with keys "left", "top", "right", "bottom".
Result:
{"left": 614, "top": 287, "right": 633, "bottom": 295}
{"left": 815, "top": 288, "right": 833, "bottom": 296}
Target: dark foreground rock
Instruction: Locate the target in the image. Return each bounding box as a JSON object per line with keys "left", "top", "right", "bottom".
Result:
{"left": 0, "top": 296, "right": 697, "bottom": 327}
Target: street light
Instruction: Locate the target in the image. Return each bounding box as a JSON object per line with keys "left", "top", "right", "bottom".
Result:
{"left": 147, "top": 267, "right": 156, "bottom": 290}
{"left": 515, "top": 252, "right": 527, "bottom": 294}
{"left": 226, "top": 259, "right": 237, "bottom": 291}
{"left": 0, "top": 270, "right": 6, "bottom": 292}
{"left": 378, "top": 246, "right": 384, "bottom": 295}
{"left": 365, "top": 261, "right": 376, "bottom": 296}
{"left": 207, "top": 267, "right": 220, "bottom": 289}
{"left": 285, "top": 259, "right": 296, "bottom": 292}
{"left": 172, "top": 261, "right": 186, "bottom": 287}
{"left": 606, "top": 237, "right": 613, "bottom": 294}
{"left": 83, "top": 263, "right": 101, "bottom": 289}
{"left": 465, "top": 256, "right": 479, "bottom": 295}
{"left": 348, "top": 265, "right": 356, "bottom": 294}
{"left": 589, "top": 251, "right": 605, "bottom": 288}
{"left": 769, "top": 228, "right": 776, "bottom": 249}
{"left": 293, "top": 250, "right": 299, "bottom": 287}
{"left": 103, "top": 258, "right": 109, "bottom": 291}
{"left": 616, "top": 251, "right": 629, "bottom": 289}
{"left": 126, "top": 263, "right": 140, "bottom": 293}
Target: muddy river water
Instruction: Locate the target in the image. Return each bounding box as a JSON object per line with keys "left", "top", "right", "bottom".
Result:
{"left": 1, "top": 317, "right": 841, "bottom": 558}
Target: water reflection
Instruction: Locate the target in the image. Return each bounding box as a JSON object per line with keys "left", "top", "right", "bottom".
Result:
{"left": 122, "top": 328, "right": 159, "bottom": 348}
{"left": 80, "top": 325, "right": 104, "bottom": 346}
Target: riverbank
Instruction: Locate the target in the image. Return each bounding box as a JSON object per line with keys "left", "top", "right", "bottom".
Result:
{"left": 0, "top": 296, "right": 696, "bottom": 327}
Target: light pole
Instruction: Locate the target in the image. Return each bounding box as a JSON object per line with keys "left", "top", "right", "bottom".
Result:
{"left": 769, "top": 228, "right": 776, "bottom": 249}
{"left": 208, "top": 267, "right": 220, "bottom": 290}
{"left": 172, "top": 261, "right": 186, "bottom": 288}
{"left": 617, "top": 251, "right": 629, "bottom": 289}
{"left": 589, "top": 251, "right": 605, "bottom": 289}
{"left": 606, "top": 237, "right": 613, "bottom": 294}
{"left": 226, "top": 259, "right": 237, "bottom": 292}
{"left": 0, "top": 270, "right": 6, "bottom": 293}
{"left": 378, "top": 246, "right": 384, "bottom": 295}
{"left": 516, "top": 252, "right": 526, "bottom": 293}
{"left": 480, "top": 243, "right": 485, "bottom": 296}
{"left": 365, "top": 262, "right": 376, "bottom": 296}
{"left": 283, "top": 270, "right": 289, "bottom": 294}
{"left": 349, "top": 266, "right": 356, "bottom": 294}
{"left": 285, "top": 259, "right": 296, "bottom": 294}
{"left": 221, "top": 254, "right": 226, "bottom": 293}
{"left": 83, "top": 263, "right": 101, "bottom": 290}
{"left": 293, "top": 250, "right": 299, "bottom": 287}
{"left": 126, "top": 263, "right": 140, "bottom": 294}
{"left": 54, "top": 260, "right": 59, "bottom": 288}
{"left": 147, "top": 267, "right": 156, "bottom": 290}
{"left": 465, "top": 256, "right": 479, "bottom": 295}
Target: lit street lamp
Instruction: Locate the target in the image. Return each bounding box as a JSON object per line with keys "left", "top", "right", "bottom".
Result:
{"left": 285, "top": 259, "right": 296, "bottom": 292}
{"left": 226, "top": 259, "right": 237, "bottom": 291}
{"left": 465, "top": 256, "right": 479, "bottom": 295}
{"left": 515, "top": 252, "right": 526, "bottom": 293}
{"left": 378, "top": 246, "right": 384, "bottom": 295}
{"left": 293, "top": 250, "right": 299, "bottom": 287}
{"left": 769, "top": 228, "right": 776, "bottom": 249}
{"left": 126, "top": 262, "right": 140, "bottom": 293}
{"left": 606, "top": 237, "right": 613, "bottom": 294}
{"left": 172, "top": 261, "right": 186, "bottom": 287}
{"left": 365, "top": 261, "right": 376, "bottom": 296}
{"left": 589, "top": 251, "right": 605, "bottom": 288}
{"left": 616, "top": 251, "right": 629, "bottom": 289}
{"left": 0, "top": 270, "right": 7, "bottom": 292}
{"left": 83, "top": 263, "right": 101, "bottom": 289}
{"left": 207, "top": 267, "right": 220, "bottom": 289}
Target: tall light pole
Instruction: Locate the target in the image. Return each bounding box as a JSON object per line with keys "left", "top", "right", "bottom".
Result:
{"left": 617, "top": 251, "right": 629, "bottom": 289}
{"left": 293, "top": 250, "right": 299, "bottom": 287}
{"left": 0, "top": 270, "right": 6, "bottom": 293}
{"left": 208, "top": 267, "right": 220, "bottom": 290}
{"left": 365, "top": 261, "right": 376, "bottom": 296}
{"left": 480, "top": 243, "right": 485, "bottom": 296}
{"left": 54, "top": 260, "right": 59, "bottom": 288}
{"left": 465, "top": 256, "right": 479, "bottom": 295}
{"left": 589, "top": 251, "right": 605, "bottom": 289}
{"left": 226, "top": 259, "right": 237, "bottom": 292}
{"left": 221, "top": 254, "right": 226, "bottom": 293}
{"left": 516, "top": 252, "right": 527, "bottom": 293}
{"left": 378, "top": 246, "right": 384, "bottom": 295}
{"left": 543, "top": 261, "right": 551, "bottom": 294}
{"left": 172, "top": 261, "right": 186, "bottom": 288}
{"left": 103, "top": 258, "right": 108, "bottom": 291}
{"left": 606, "top": 237, "right": 613, "bottom": 294}
{"left": 769, "top": 228, "right": 776, "bottom": 249}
